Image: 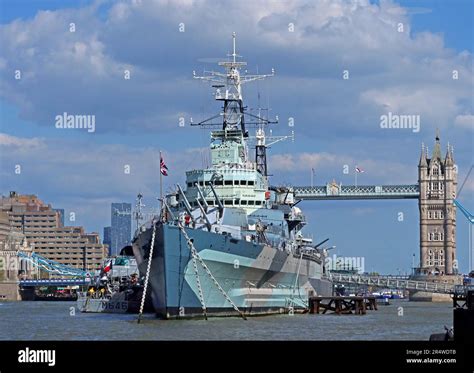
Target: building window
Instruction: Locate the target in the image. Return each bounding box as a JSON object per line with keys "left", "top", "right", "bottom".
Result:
{"left": 224, "top": 180, "right": 232, "bottom": 186}
{"left": 433, "top": 166, "right": 439, "bottom": 176}
{"left": 241, "top": 200, "right": 247, "bottom": 205}
{"left": 224, "top": 200, "right": 233, "bottom": 206}
{"left": 248, "top": 181, "right": 255, "bottom": 186}
{"left": 241, "top": 180, "right": 247, "bottom": 186}
{"left": 428, "top": 211, "right": 433, "bottom": 219}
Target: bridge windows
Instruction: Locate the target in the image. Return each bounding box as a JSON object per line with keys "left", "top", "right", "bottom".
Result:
{"left": 428, "top": 250, "right": 433, "bottom": 266}
{"left": 428, "top": 210, "right": 445, "bottom": 219}
{"left": 428, "top": 231, "right": 444, "bottom": 241}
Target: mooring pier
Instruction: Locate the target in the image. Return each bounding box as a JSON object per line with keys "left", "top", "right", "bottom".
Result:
{"left": 308, "top": 295, "right": 378, "bottom": 315}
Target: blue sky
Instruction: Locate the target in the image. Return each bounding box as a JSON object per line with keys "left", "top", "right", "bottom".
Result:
{"left": 0, "top": 0, "right": 472, "bottom": 274}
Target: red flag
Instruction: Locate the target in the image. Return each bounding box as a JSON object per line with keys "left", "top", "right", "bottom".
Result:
{"left": 103, "top": 260, "right": 112, "bottom": 273}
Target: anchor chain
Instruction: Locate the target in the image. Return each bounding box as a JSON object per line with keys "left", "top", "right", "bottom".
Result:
{"left": 137, "top": 220, "right": 157, "bottom": 323}
{"left": 190, "top": 250, "right": 208, "bottom": 319}
{"left": 178, "top": 222, "right": 247, "bottom": 320}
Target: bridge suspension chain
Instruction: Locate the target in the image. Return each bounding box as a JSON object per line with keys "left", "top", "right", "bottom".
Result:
{"left": 177, "top": 222, "right": 247, "bottom": 320}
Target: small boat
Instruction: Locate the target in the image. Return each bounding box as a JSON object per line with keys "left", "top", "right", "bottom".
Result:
{"left": 376, "top": 297, "right": 390, "bottom": 305}
{"left": 76, "top": 254, "right": 152, "bottom": 313}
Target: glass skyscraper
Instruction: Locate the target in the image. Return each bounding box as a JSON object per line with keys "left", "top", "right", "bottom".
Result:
{"left": 103, "top": 226, "right": 112, "bottom": 255}
{"left": 110, "top": 203, "right": 131, "bottom": 256}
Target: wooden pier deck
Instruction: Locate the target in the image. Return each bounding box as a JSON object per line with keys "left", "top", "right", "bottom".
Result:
{"left": 308, "top": 296, "right": 378, "bottom": 315}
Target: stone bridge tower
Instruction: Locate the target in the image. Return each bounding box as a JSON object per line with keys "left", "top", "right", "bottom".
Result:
{"left": 418, "top": 132, "right": 457, "bottom": 275}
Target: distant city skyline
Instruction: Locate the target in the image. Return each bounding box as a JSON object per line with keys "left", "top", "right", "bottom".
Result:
{"left": 110, "top": 203, "right": 132, "bottom": 256}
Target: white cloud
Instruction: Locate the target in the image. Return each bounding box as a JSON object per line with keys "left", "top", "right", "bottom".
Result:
{"left": 0, "top": 131, "right": 206, "bottom": 231}
{"left": 0, "top": 133, "right": 45, "bottom": 149}
{"left": 454, "top": 114, "right": 474, "bottom": 130}
{"left": 0, "top": 0, "right": 471, "bottom": 137}
{"left": 269, "top": 151, "right": 415, "bottom": 185}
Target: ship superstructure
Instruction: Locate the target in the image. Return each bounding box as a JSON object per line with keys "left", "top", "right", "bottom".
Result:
{"left": 132, "top": 34, "right": 332, "bottom": 318}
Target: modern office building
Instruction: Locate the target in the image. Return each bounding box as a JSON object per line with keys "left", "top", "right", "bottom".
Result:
{"left": 0, "top": 192, "right": 108, "bottom": 272}
{"left": 103, "top": 226, "right": 112, "bottom": 255}
{"left": 110, "top": 203, "right": 131, "bottom": 256}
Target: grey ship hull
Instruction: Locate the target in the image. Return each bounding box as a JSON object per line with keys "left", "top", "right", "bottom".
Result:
{"left": 133, "top": 222, "right": 332, "bottom": 319}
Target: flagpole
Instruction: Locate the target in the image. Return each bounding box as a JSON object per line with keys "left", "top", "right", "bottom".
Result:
{"left": 311, "top": 168, "right": 314, "bottom": 188}
{"left": 355, "top": 166, "right": 357, "bottom": 187}
{"left": 159, "top": 150, "right": 163, "bottom": 220}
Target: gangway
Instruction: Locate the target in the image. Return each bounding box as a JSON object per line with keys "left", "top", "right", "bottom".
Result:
{"left": 328, "top": 273, "right": 456, "bottom": 294}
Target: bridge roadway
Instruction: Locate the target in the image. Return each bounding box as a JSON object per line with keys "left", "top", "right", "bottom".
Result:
{"left": 287, "top": 184, "right": 420, "bottom": 200}
{"left": 328, "top": 273, "right": 455, "bottom": 294}
{"left": 19, "top": 279, "right": 90, "bottom": 287}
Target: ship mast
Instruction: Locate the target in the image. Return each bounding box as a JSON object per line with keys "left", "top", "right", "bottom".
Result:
{"left": 192, "top": 33, "right": 293, "bottom": 178}
{"left": 192, "top": 32, "right": 274, "bottom": 136}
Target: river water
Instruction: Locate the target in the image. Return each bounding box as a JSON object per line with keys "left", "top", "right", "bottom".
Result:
{"left": 0, "top": 300, "right": 452, "bottom": 340}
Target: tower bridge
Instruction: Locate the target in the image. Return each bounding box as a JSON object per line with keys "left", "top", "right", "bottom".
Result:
{"left": 275, "top": 133, "right": 464, "bottom": 277}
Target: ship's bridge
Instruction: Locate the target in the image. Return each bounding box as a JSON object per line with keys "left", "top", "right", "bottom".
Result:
{"left": 183, "top": 165, "right": 267, "bottom": 212}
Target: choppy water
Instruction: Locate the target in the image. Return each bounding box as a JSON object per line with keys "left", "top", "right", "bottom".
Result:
{"left": 0, "top": 300, "right": 452, "bottom": 340}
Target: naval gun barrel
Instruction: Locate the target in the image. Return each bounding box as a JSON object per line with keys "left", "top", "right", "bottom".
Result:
{"left": 314, "top": 238, "right": 329, "bottom": 249}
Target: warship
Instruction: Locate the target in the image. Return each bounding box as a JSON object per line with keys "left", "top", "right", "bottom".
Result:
{"left": 132, "top": 34, "right": 332, "bottom": 319}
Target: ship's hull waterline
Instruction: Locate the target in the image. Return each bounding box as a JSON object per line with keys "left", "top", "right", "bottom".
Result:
{"left": 133, "top": 223, "right": 332, "bottom": 319}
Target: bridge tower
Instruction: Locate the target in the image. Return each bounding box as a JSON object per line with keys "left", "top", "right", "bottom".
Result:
{"left": 418, "top": 132, "right": 457, "bottom": 275}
